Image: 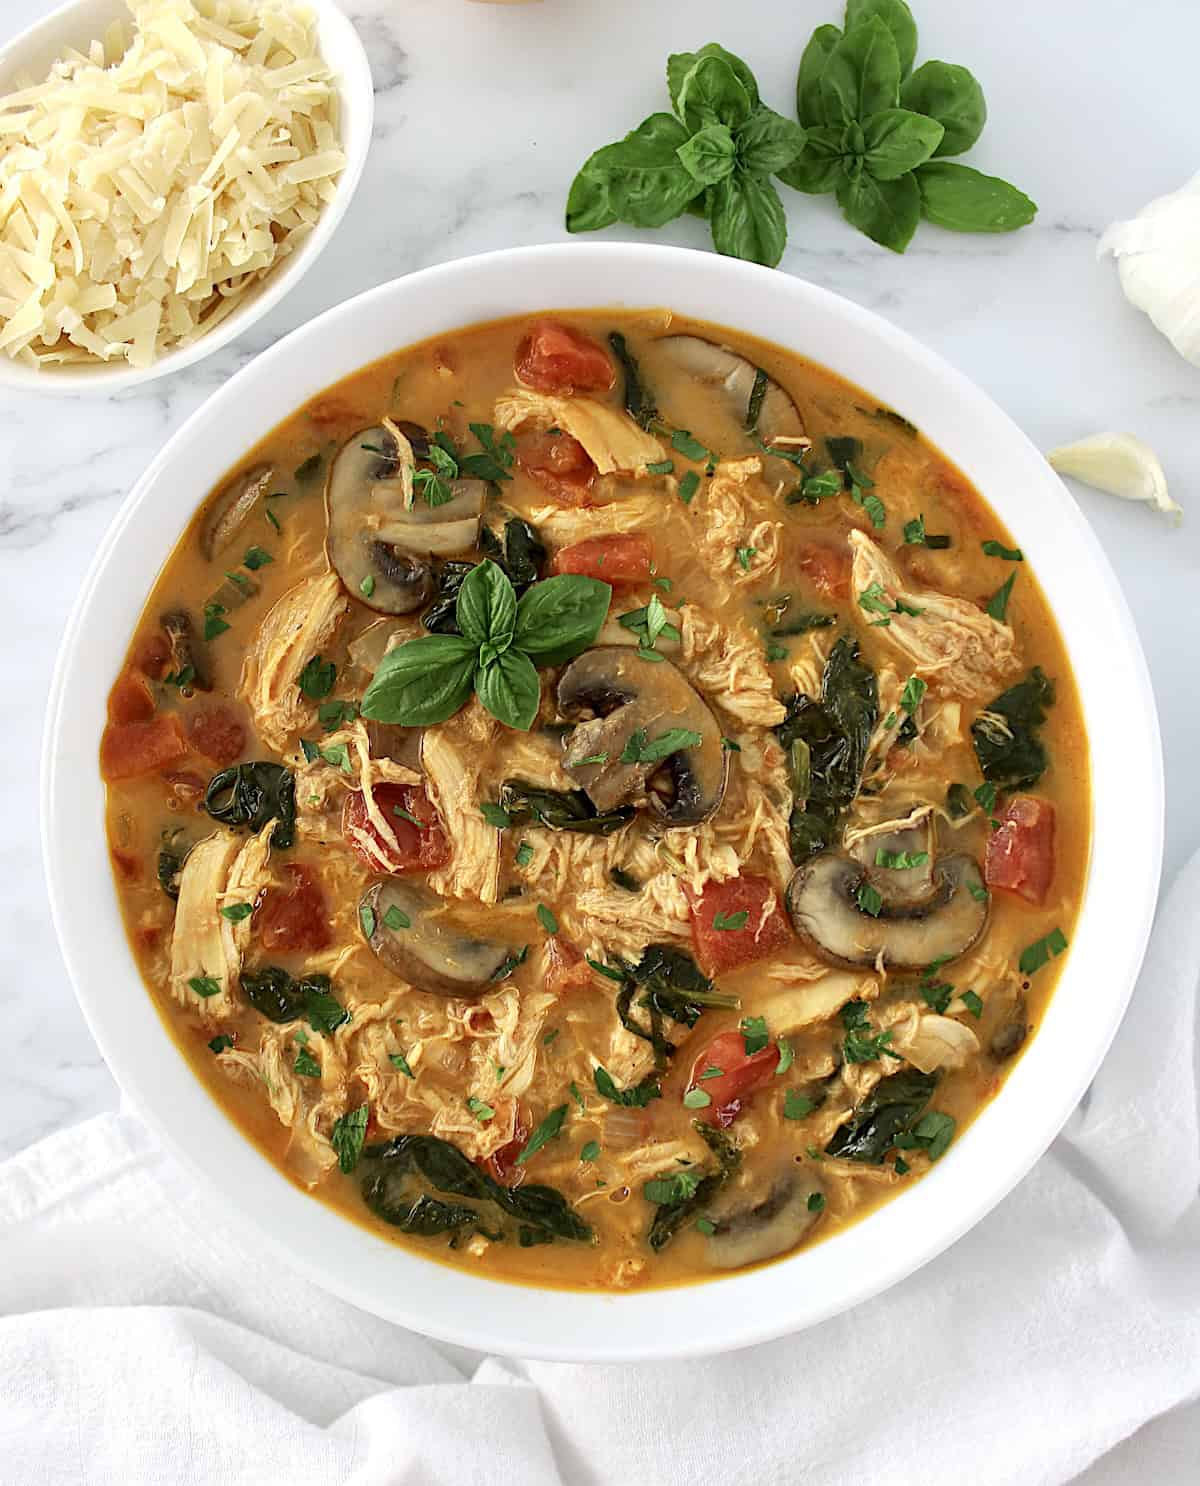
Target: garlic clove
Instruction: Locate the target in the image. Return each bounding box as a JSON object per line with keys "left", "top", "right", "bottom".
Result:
{"left": 1047, "top": 433, "right": 1180, "bottom": 524}
{"left": 1098, "top": 171, "right": 1200, "bottom": 368}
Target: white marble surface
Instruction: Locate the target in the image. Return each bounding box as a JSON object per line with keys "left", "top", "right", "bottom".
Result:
{"left": 1, "top": 0, "right": 1197, "bottom": 1161}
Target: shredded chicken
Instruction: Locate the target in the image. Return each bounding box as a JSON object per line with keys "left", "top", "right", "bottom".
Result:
{"left": 882, "top": 1003, "right": 981, "bottom": 1073}
{"left": 694, "top": 458, "right": 781, "bottom": 584}
{"left": 168, "top": 827, "right": 271, "bottom": 1020}
{"left": 241, "top": 571, "right": 350, "bottom": 752}
{"left": 494, "top": 388, "right": 665, "bottom": 474}
{"left": 849, "top": 530, "right": 1021, "bottom": 699}
{"left": 787, "top": 629, "right": 835, "bottom": 703}
{"left": 528, "top": 491, "right": 664, "bottom": 547}
{"left": 423, "top": 721, "right": 501, "bottom": 903}
{"left": 576, "top": 872, "right": 693, "bottom": 961}
{"left": 680, "top": 605, "right": 786, "bottom": 727}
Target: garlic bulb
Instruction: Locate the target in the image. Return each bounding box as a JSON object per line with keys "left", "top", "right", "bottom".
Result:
{"left": 1047, "top": 433, "right": 1180, "bottom": 524}
{"left": 1099, "top": 172, "right": 1200, "bottom": 367}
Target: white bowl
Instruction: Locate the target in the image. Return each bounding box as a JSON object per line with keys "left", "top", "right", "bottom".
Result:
{"left": 42, "top": 244, "right": 1163, "bottom": 1360}
{"left": 0, "top": 0, "right": 373, "bottom": 394}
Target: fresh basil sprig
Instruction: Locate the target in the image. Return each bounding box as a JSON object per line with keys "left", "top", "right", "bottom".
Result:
{"left": 566, "top": 42, "right": 806, "bottom": 267}
{"left": 361, "top": 561, "right": 610, "bottom": 732}
{"left": 781, "top": 0, "right": 1035, "bottom": 252}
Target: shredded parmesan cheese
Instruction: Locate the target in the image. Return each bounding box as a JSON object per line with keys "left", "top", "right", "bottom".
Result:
{"left": 0, "top": 0, "right": 345, "bottom": 370}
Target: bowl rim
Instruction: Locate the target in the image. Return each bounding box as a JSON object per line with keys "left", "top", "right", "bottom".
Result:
{"left": 41, "top": 242, "right": 1164, "bottom": 1361}
{"left": 0, "top": 0, "right": 374, "bottom": 394}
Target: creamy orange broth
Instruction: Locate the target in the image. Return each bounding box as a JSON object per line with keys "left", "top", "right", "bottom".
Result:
{"left": 102, "top": 310, "right": 1089, "bottom": 1290}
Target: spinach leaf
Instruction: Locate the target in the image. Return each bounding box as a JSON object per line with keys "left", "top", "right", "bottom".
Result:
{"left": 240, "top": 967, "right": 349, "bottom": 1034}
{"left": 901, "top": 60, "right": 986, "bottom": 156}
{"left": 615, "top": 945, "right": 739, "bottom": 1065}
{"left": 204, "top": 762, "right": 296, "bottom": 849}
{"left": 421, "top": 560, "right": 475, "bottom": 635}
{"left": 709, "top": 171, "right": 788, "bottom": 268}
{"left": 498, "top": 780, "right": 634, "bottom": 836}
{"left": 479, "top": 514, "right": 547, "bottom": 594}
{"left": 157, "top": 842, "right": 185, "bottom": 901}
{"left": 770, "top": 609, "right": 836, "bottom": 638}
{"left": 915, "top": 161, "right": 1037, "bottom": 232}
{"left": 776, "top": 636, "right": 879, "bottom": 863}
{"left": 647, "top": 1122, "right": 740, "bottom": 1251}
{"left": 824, "top": 1068, "right": 936, "bottom": 1162}
{"left": 971, "top": 667, "right": 1055, "bottom": 789}
{"left": 360, "top": 1133, "right": 591, "bottom": 1243}
{"left": 608, "top": 332, "right": 659, "bottom": 432}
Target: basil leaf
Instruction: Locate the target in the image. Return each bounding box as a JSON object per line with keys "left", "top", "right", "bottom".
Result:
{"left": 361, "top": 634, "right": 478, "bottom": 727}
{"left": 778, "top": 125, "right": 845, "bottom": 194}
{"left": 677, "top": 122, "right": 737, "bottom": 187}
{"left": 668, "top": 43, "right": 760, "bottom": 115}
{"left": 734, "top": 108, "right": 807, "bottom": 177}
{"left": 676, "top": 54, "right": 755, "bottom": 134}
{"left": 845, "top": 0, "right": 918, "bottom": 80}
{"left": 567, "top": 114, "right": 700, "bottom": 233}
{"left": 819, "top": 17, "right": 901, "bottom": 126}
{"left": 861, "top": 108, "right": 944, "bottom": 180}
{"left": 457, "top": 559, "right": 516, "bottom": 648}
{"left": 916, "top": 161, "right": 1037, "bottom": 233}
{"left": 836, "top": 167, "right": 921, "bottom": 253}
{"left": 901, "top": 60, "right": 986, "bottom": 157}
{"left": 565, "top": 167, "right": 617, "bottom": 234}
{"left": 710, "top": 171, "right": 788, "bottom": 267}
{"left": 476, "top": 649, "right": 540, "bottom": 731}
{"left": 796, "top": 24, "right": 842, "bottom": 127}
{"left": 513, "top": 574, "right": 611, "bottom": 664}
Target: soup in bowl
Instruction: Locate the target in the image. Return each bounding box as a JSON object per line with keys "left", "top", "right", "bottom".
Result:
{"left": 100, "top": 305, "right": 1089, "bottom": 1290}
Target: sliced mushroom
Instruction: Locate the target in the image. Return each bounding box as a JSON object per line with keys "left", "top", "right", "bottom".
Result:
{"left": 557, "top": 647, "right": 727, "bottom": 825}
{"left": 704, "top": 1162, "right": 826, "bottom": 1269}
{"left": 326, "top": 423, "right": 487, "bottom": 615}
{"left": 787, "top": 852, "right": 988, "bottom": 971}
{"left": 846, "top": 812, "right": 936, "bottom": 909}
{"left": 361, "top": 881, "right": 520, "bottom": 997}
{"left": 160, "top": 609, "right": 211, "bottom": 691}
{"left": 654, "top": 335, "right": 807, "bottom": 446}
{"left": 201, "top": 464, "right": 274, "bottom": 561}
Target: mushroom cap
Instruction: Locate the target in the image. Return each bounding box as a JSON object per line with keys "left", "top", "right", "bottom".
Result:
{"left": 846, "top": 813, "right": 936, "bottom": 909}
{"left": 704, "top": 1163, "right": 826, "bottom": 1269}
{"left": 326, "top": 423, "right": 486, "bottom": 614}
{"left": 201, "top": 463, "right": 274, "bottom": 561}
{"left": 787, "top": 851, "right": 989, "bottom": 971}
{"left": 557, "top": 647, "right": 728, "bottom": 825}
{"left": 361, "top": 880, "right": 520, "bottom": 997}
{"left": 654, "top": 334, "right": 806, "bottom": 446}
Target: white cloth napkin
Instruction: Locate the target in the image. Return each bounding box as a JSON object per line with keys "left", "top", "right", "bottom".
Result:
{"left": 1, "top": 851, "right": 1197, "bottom": 1486}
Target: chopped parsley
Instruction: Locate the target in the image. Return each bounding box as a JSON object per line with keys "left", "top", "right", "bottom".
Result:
{"left": 359, "top": 903, "right": 376, "bottom": 939}
{"left": 1019, "top": 927, "right": 1068, "bottom": 976}
{"left": 620, "top": 726, "right": 702, "bottom": 765}
{"left": 580, "top": 1140, "right": 600, "bottom": 1163}
{"left": 856, "top": 882, "right": 883, "bottom": 917}
{"left": 515, "top": 1104, "right": 569, "bottom": 1165}
{"left": 207, "top": 1034, "right": 233, "bottom": 1054}
{"left": 537, "top": 903, "right": 559, "bottom": 935}
{"left": 783, "top": 1090, "right": 816, "bottom": 1120}
{"left": 841, "top": 999, "right": 900, "bottom": 1064}
{"left": 713, "top": 910, "right": 749, "bottom": 932}
{"left": 775, "top": 1038, "right": 794, "bottom": 1076}
{"left": 293, "top": 1047, "right": 321, "bottom": 1079}
{"left": 480, "top": 802, "right": 512, "bottom": 829}
{"left": 678, "top": 469, "right": 700, "bottom": 504}
{"left": 382, "top": 905, "right": 410, "bottom": 931}
{"left": 986, "top": 571, "right": 1017, "bottom": 621}
{"left": 740, "top": 1015, "right": 769, "bottom": 1054}
{"left": 903, "top": 514, "right": 951, "bottom": 548}
{"left": 874, "top": 848, "right": 929, "bottom": 870}
{"left": 330, "top": 1104, "right": 369, "bottom": 1174}
{"left": 515, "top": 841, "right": 534, "bottom": 868}
{"left": 643, "top": 1170, "right": 702, "bottom": 1205}
{"left": 188, "top": 975, "right": 221, "bottom": 999}
{"left": 807, "top": 1191, "right": 826, "bottom": 1212}
{"left": 298, "top": 655, "right": 336, "bottom": 700}
{"left": 900, "top": 675, "right": 927, "bottom": 715}
{"left": 389, "top": 1049, "right": 414, "bottom": 1078}
{"left": 961, "top": 989, "right": 984, "bottom": 1019}
{"left": 696, "top": 1216, "right": 717, "bottom": 1236}
{"left": 359, "top": 575, "right": 376, "bottom": 598}
{"left": 595, "top": 1067, "right": 660, "bottom": 1107}
{"left": 982, "top": 540, "right": 1023, "bottom": 561}
{"left": 319, "top": 700, "right": 358, "bottom": 731}
{"left": 243, "top": 545, "right": 273, "bottom": 571}
{"left": 894, "top": 1110, "right": 956, "bottom": 1161}
{"left": 467, "top": 1096, "right": 495, "bottom": 1123}
{"left": 671, "top": 429, "right": 709, "bottom": 462}
{"left": 219, "top": 901, "right": 254, "bottom": 922}
{"left": 682, "top": 1087, "right": 712, "bottom": 1109}
{"left": 645, "top": 459, "right": 675, "bottom": 476}
{"left": 736, "top": 546, "right": 757, "bottom": 572}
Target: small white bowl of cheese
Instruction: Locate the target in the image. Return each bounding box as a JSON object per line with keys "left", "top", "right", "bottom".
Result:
{"left": 0, "top": 0, "right": 373, "bottom": 393}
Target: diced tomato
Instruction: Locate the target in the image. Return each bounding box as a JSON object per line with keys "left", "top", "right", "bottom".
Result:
{"left": 986, "top": 795, "right": 1056, "bottom": 905}
{"left": 259, "top": 864, "right": 331, "bottom": 953}
{"left": 133, "top": 631, "right": 170, "bottom": 679}
{"left": 483, "top": 1101, "right": 528, "bottom": 1187}
{"left": 110, "top": 848, "right": 140, "bottom": 882}
{"left": 108, "top": 670, "right": 155, "bottom": 724}
{"left": 687, "top": 875, "right": 793, "bottom": 977}
{"left": 187, "top": 705, "right": 246, "bottom": 765}
{"left": 514, "top": 319, "right": 614, "bottom": 395}
{"left": 688, "top": 1029, "right": 780, "bottom": 1128}
{"left": 796, "top": 542, "right": 851, "bottom": 600}
{"left": 544, "top": 935, "right": 592, "bottom": 996}
{"left": 342, "top": 783, "right": 450, "bottom": 875}
{"left": 307, "top": 396, "right": 358, "bottom": 428}
{"left": 551, "top": 534, "right": 654, "bottom": 583}
{"left": 516, "top": 430, "right": 597, "bottom": 506}
{"left": 100, "top": 715, "right": 188, "bottom": 781}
